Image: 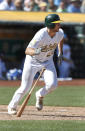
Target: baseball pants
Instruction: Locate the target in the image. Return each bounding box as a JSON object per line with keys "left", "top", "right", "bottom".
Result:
{"left": 8, "top": 55, "right": 58, "bottom": 109}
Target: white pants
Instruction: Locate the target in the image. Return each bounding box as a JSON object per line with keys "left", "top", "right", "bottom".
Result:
{"left": 8, "top": 55, "right": 58, "bottom": 109}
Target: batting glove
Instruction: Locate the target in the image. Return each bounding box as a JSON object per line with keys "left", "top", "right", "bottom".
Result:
{"left": 58, "top": 53, "right": 63, "bottom": 65}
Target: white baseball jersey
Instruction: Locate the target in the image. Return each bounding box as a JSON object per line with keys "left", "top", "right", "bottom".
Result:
{"left": 28, "top": 27, "right": 64, "bottom": 62}
{"left": 8, "top": 27, "right": 64, "bottom": 110}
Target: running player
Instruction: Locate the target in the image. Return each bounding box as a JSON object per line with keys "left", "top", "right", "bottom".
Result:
{"left": 8, "top": 13, "right": 64, "bottom": 115}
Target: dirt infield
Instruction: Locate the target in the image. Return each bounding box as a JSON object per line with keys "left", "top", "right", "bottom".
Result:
{"left": 0, "top": 79, "right": 85, "bottom": 120}
{"left": 0, "top": 105, "right": 85, "bottom": 120}
{"left": 0, "top": 79, "right": 85, "bottom": 87}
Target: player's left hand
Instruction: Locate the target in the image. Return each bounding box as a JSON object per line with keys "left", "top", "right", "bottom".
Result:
{"left": 58, "top": 53, "right": 63, "bottom": 65}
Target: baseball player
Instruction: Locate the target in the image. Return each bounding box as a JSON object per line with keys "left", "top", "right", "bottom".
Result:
{"left": 8, "top": 13, "right": 64, "bottom": 115}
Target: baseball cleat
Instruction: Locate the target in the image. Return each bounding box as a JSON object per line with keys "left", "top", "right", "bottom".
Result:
{"left": 8, "top": 106, "right": 17, "bottom": 115}
{"left": 36, "top": 93, "right": 43, "bottom": 111}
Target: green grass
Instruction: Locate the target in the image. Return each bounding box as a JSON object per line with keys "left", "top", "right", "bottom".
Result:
{"left": 0, "top": 120, "right": 85, "bottom": 131}
{"left": 0, "top": 85, "right": 85, "bottom": 107}
{"left": 0, "top": 86, "right": 85, "bottom": 131}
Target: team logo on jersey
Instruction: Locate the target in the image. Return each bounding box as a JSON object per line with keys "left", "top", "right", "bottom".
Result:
{"left": 41, "top": 43, "right": 57, "bottom": 52}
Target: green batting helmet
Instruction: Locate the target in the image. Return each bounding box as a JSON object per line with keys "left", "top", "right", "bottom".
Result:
{"left": 45, "top": 14, "right": 62, "bottom": 29}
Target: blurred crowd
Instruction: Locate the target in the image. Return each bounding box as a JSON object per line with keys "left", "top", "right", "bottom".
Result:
{"left": 0, "top": 0, "right": 85, "bottom": 13}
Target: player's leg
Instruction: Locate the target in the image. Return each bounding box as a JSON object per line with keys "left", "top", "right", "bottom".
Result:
{"left": 36, "top": 60, "right": 58, "bottom": 110}
{"left": 8, "top": 56, "right": 38, "bottom": 114}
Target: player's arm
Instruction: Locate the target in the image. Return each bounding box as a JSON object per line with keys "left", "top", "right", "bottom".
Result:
{"left": 58, "top": 38, "right": 64, "bottom": 64}
{"left": 58, "top": 38, "right": 64, "bottom": 55}
{"left": 25, "top": 47, "right": 41, "bottom": 56}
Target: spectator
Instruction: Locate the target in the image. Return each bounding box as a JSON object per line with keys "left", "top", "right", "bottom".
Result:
{"left": 14, "top": 0, "right": 23, "bottom": 11}
{"left": 39, "top": 2, "right": 47, "bottom": 11}
{"left": 56, "top": 1, "right": 67, "bottom": 12}
{"left": 63, "top": 0, "right": 71, "bottom": 7}
{"left": 54, "top": 0, "right": 61, "bottom": 7}
{"left": 0, "top": 53, "right": 7, "bottom": 80}
{"left": 24, "top": 0, "right": 30, "bottom": 3}
{"left": 0, "top": 0, "right": 16, "bottom": 10}
{"left": 35, "top": 0, "right": 44, "bottom": 5}
{"left": 81, "top": 0, "right": 85, "bottom": 13}
{"left": 24, "top": 0, "right": 39, "bottom": 11}
{"left": 58, "top": 34, "right": 75, "bottom": 78}
{"left": 67, "top": 0, "right": 81, "bottom": 13}
{"left": 47, "top": 0, "right": 57, "bottom": 12}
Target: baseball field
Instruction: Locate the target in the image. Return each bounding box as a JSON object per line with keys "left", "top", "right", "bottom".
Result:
{"left": 0, "top": 79, "right": 85, "bottom": 131}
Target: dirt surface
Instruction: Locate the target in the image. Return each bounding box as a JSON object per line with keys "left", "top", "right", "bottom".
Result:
{"left": 0, "top": 79, "right": 85, "bottom": 120}
{"left": 0, "top": 79, "right": 85, "bottom": 87}
{"left": 0, "top": 105, "right": 85, "bottom": 120}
